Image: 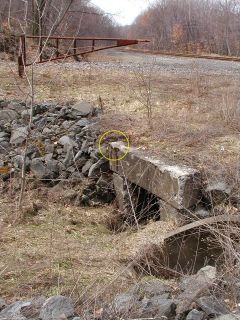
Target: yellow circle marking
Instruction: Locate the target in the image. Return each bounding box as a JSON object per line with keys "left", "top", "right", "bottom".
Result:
{"left": 98, "top": 130, "right": 130, "bottom": 161}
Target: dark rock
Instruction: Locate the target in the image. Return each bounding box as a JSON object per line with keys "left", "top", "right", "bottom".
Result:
{"left": 205, "top": 181, "right": 232, "bottom": 206}
{"left": 32, "top": 104, "right": 48, "bottom": 116}
{"left": 141, "top": 297, "right": 176, "bottom": 318}
{"left": 196, "top": 296, "right": 230, "bottom": 316}
{"left": 26, "top": 145, "right": 41, "bottom": 159}
{"left": 39, "top": 295, "right": 74, "bottom": 320}
{"left": 72, "top": 101, "right": 93, "bottom": 116}
{"left": 10, "top": 126, "right": 28, "bottom": 145}
{"left": 186, "top": 309, "right": 205, "bottom": 320}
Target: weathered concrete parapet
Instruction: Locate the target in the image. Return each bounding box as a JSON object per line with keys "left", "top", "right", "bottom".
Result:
{"left": 110, "top": 142, "right": 201, "bottom": 210}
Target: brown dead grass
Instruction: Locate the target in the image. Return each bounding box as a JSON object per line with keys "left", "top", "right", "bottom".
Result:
{"left": 0, "top": 52, "right": 240, "bottom": 301}
{"left": 0, "top": 181, "right": 175, "bottom": 304}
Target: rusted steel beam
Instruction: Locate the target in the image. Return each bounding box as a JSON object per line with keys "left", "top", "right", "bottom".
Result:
{"left": 117, "top": 39, "right": 138, "bottom": 46}
{"left": 24, "top": 35, "right": 150, "bottom": 42}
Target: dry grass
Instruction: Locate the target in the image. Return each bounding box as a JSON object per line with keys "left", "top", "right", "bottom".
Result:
{"left": 1, "top": 53, "right": 239, "bottom": 181}
{"left": 0, "top": 181, "right": 175, "bottom": 304}
{"left": 1, "top": 51, "right": 240, "bottom": 302}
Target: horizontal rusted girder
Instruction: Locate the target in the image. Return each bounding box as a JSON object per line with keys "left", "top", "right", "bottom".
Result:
{"left": 23, "top": 35, "right": 150, "bottom": 42}
{"left": 18, "top": 35, "right": 150, "bottom": 77}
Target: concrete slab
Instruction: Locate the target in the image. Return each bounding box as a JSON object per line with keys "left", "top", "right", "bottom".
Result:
{"left": 110, "top": 142, "right": 201, "bottom": 210}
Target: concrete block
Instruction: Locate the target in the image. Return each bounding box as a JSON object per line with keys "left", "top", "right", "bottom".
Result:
{"left": 110, "top": 142, "right": 201, "bottom": 210}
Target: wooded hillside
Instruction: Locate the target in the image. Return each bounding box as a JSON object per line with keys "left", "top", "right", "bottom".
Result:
{"left": 130, "top": 0, "right": 240, "bottom": 56}
{"left": 0, "top": 0, "right": 117, "bottom": 37}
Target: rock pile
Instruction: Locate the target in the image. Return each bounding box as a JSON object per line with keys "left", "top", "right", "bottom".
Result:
{"left": 0, "top": 295, "right": 80, "bottom": 320}
{"left": 0, "top": 99, "right": 113, "bottom": 205}
{"left": 1, "top": 267, "right": 238, "bottom": 320}
{"left": 104, "top": 266, "right": 238, "bottom": 320}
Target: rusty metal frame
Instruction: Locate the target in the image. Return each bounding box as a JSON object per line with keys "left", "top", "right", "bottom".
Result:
{"left": 18, "top": 35, "right": 150, "bottom": 77}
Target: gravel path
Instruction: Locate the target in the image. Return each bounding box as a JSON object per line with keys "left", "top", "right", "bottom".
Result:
{"left": 54, "top": 49, "right": 240, "bottom": 78}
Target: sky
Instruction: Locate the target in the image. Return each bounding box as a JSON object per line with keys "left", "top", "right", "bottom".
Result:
{"left": 91, "top": 0, "right": 150, "bottom": 25}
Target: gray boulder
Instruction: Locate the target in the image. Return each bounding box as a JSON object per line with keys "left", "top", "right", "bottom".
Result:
{"left": 0, "top": 299, "right": 5, "bottom": 311}
{"left": 88, "top": 158, "right": 109, "bottom": 178}
{"left": 216, "top": 315, "right": 240, "bottom": 320}
{"left": 0, "top": 300, "right": 31, "bottom": 320}
{"left": 31, "top": 158, "right": 58, "bottom": 180}
{"left": 21, "top": 296, "right": 46, "bottom": 320}
{"left": 0, "top": 132, "right": 9, "bottom": 139}
{"left": 13, "top": 155, "right": 30, "bottom": 170}
{"left": 186, "top": 309, "right": 205, "bottom": 320}
{"left": 113, "top": 293, "right": 139, "bottom": 316}
{"left": 74, "top": 119, "right": 90, "bottom": 128}
{"left": 39, "top": 295, "right": 74, "bottom": 320}
{"left": 0, "top": 109, "right": 19, "bottom": 122}
{"left": 177, "top": 266, "right": 216, "bottom": 317}
{"left": 10, "top": 126, "right": 28, "bottom": 145}
{"left": 58, "top": 136, "right": 77, "bottom": 148}
{"left": 141, "top": 297, "right": 176, "bottom": 318}
{"left": 196, "top": 296, "right": 230, "bottom": 316}
{"left": 72, "top": 101, "right": 93, "bottom": 116}
{"left": 82, "top": 159, "right": 94, "bottom": 175}
{"left": 130, "top": 278, "right": 172, "bottom": 299}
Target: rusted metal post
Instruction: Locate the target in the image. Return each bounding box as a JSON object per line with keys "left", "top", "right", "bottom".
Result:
{"left": 56, "top": 38, "right": 59, "bottom": 57}
{"left": 39, "top": 36, "right": 43, "bottom": 62}
{"left": 22, "top": 35, "right": 27, "bottom": 66}
{"left": 92, "top": 39, "right": 95, "bottom": 52}
{"left": 73, "top": 39, "right": 77, "bottom": 57}
{"left": 18, "top": 35, "right": 26, "bottom": 77}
